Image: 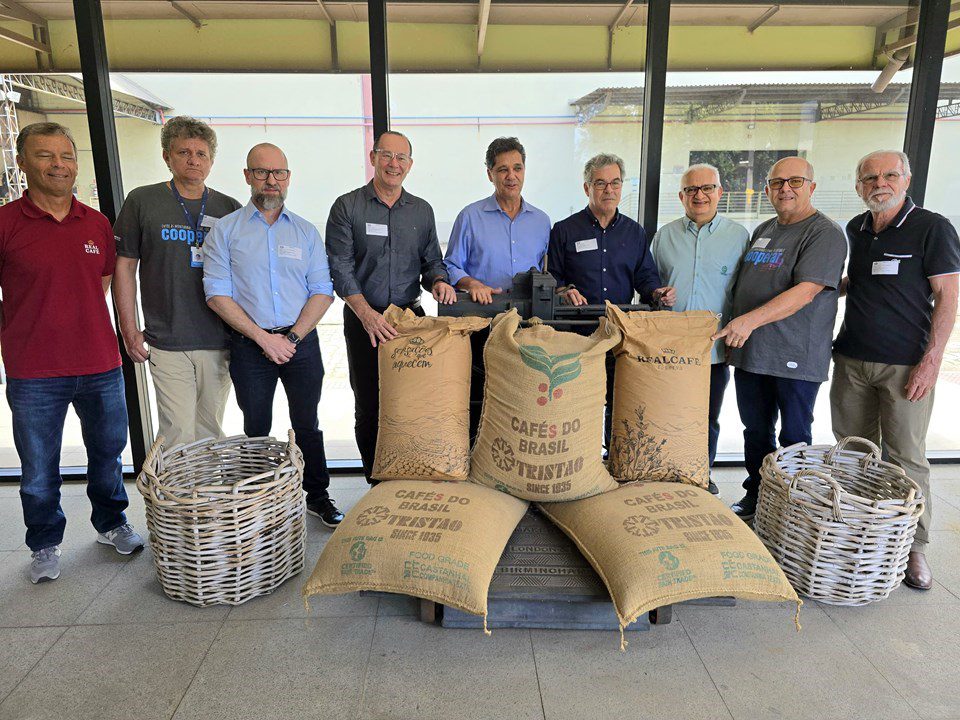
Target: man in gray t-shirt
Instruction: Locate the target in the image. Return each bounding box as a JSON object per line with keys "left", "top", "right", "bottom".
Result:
{"left": 113, "top": 117, "right": 241, "bottom": 447}
{"left": 714, "top": 157, "right": 847, "bottom": 520}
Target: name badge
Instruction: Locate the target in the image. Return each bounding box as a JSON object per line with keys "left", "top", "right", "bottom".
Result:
{"left": 366, "top": 222, "right": 389, "bottom": 237}
{"left": 575, "top": 238, "right": 598, "bottom": 252}
{"left": 872, "top": 259, "right": 899, "bottom": 275}
{"left": 278, "top": 244, "right": 302, "bottom": 260}
{"left": 752, "top": 238, "right": 771, "bottom": 249}
{"left": 199, "top": 215, "right": 218, "bottom": 229}
{"left": 190, "top": 245, "right": 203, "bottom": 268}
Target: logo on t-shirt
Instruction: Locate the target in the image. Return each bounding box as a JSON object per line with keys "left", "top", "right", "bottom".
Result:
{"left": 83, "top": 239, "right": 101, "bottom": 255}
{"left": 743, "top": 247, "right": 784, "bottom": 270}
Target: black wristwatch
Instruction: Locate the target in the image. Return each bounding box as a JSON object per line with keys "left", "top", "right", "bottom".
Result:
{"left": 286, "top": 331, "right": 302, "bottom": 345}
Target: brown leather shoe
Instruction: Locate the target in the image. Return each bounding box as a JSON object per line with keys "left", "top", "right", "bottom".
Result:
{"left": 904, "top": 551, "right": 933, "bottom": 590}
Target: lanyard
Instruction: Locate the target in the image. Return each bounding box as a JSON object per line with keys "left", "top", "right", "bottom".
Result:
{"left": 170, "top": 182, "right": 208, "bottom": 242}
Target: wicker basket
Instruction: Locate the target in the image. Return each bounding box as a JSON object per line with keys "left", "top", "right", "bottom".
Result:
{"left": 755, "top": 437, "right": 924, "bottom": 606}
{"left": 137, "top": 431, "right": 307, "bottom": 607}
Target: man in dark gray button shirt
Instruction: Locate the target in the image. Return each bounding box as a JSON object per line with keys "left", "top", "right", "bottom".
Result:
{"left": 325, "top": 130, "right": 456, "bottom": 483}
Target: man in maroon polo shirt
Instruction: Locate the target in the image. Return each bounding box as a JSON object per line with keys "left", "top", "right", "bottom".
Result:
{"left": 0, "top": 122, "right": 143, "bottom": 584}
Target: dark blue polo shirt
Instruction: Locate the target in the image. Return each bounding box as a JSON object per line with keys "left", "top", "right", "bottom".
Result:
{"left": 834, "top": 197, "right": 960, "bottom": 366}
{"left": 547, "top": 207, "right": 661, "bottom": 305}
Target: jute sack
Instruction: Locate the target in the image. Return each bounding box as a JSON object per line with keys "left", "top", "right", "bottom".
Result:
{"left": 606, "top": 304, "right": 716, "bottom": 488}
{"left": 539, "top": 482, "right": 801, "bottom": 649}
{"left": 470, "top": 309, "right": 621, "bottom": 502}
{"left": 373, "top": 306, "right": 489, "bottom": 481}
{"left": 303, "top": 480, "right": 527, "bottom": 626}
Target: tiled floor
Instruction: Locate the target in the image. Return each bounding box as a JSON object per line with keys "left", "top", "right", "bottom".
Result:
{"left": 1, "top": 468, "right": 959, "bottom": 720}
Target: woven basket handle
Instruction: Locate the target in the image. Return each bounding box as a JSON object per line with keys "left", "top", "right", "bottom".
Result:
{"left": 788, "top": 469, "right": 847, "bottom": 524}
{"left": 825, "top": 436, "right": 881, "bottom": 467}
{"left": 145, "top": 434, "right": 166, "bottom": 476}
{"left": 286, "top": 429, "right": 305, "bottom": 476}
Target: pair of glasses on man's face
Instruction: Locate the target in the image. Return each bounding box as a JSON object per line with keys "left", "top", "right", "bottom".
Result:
{"left": 248, "top": 168, "right": 290, "bottom": 181}
{"left": 374, "top": 149, "right": 412, "bottom": 165}
{"left": 767, "top": 176, "right": 811, "bottom": 190}
{"left": 591, "top": 179, "right": 623, "bottom": 190}
{"left": 682, "top": 184, "right": 719, "bottom": 196}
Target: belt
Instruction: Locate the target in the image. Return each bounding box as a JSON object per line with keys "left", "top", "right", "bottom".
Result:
{"left": 265, "top": 325, "right": 293, "bottom": 335}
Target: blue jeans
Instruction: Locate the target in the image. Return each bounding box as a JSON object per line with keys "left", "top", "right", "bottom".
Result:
{"left": 6, "top": 367, "right": 129, "bottom": 551}
{"left": 734, "top": 368, "right": 821, "bottom": 495}
{"left": 229, "top": 329, "right": 330, "bottom": 503}
{"left": 708, "top": 363, "right": 731, "bottom": 467}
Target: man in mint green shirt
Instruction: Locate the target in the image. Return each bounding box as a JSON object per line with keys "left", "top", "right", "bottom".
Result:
{"left": 651, "top": 163, "right": 750, "bottom": 494}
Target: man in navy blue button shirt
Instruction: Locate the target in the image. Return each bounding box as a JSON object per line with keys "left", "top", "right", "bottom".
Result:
{"left": 548, "top": 153, "right": 672, "bottom": 444}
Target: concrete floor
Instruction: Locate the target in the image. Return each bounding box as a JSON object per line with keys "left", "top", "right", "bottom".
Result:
{"left": 1, "top": 467, "right": 959, "bottom": 720}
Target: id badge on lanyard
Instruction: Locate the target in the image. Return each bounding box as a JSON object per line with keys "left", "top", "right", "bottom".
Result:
{"left": 171, "top": 183, "right": 208, "bottom": 268}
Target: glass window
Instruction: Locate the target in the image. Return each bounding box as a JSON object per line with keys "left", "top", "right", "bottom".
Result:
{"left": 102, "top": 4, "right": 371, "bottom": 461}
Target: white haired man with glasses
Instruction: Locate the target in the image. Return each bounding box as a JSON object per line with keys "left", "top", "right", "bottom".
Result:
{"left": 714, "top": 156, "right": 847, "bottom": 521}
{"left": 831, "top": 150, "right": 960, "bottom": 590}
{"left": 651, "top": 163, "right": 751, "bottom": 495}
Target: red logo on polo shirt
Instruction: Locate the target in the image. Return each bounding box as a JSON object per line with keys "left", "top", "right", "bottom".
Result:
{"left": 84, "top": 239, "right": 100, "bottom": 255}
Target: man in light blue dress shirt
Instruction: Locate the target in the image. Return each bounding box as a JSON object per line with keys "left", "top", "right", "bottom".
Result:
{"left": 203, "top": 142, "right": 342, "bottom": 527}
{"left": 651, "top": 163, "right": 750, "bottom": 495}
{"left": 444, "top": 136, "right": 551, "bottom": 303}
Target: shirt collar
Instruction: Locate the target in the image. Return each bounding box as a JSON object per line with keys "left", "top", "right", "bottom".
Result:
{"left": 584, "top": 206, "right": 620, "bottom": 228}
{"left": 483, "top": 193, "right": 529, "bottom": 215}
{"left": 364, "top": 179, "right": 408, "bottom": 207}
{"left": 243, "top": 199, "right": 291, "bottom": 224}
{"left": 19, "top": 192, "right": 85, "bottom": 222}
{"left": 684, "top": 213, "right": 721, "bottom": 234}
{"left": 860, "top": 196, "right": 916, "bottom": 232}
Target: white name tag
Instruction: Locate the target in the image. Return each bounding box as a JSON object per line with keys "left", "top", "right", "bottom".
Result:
{"left": 752, "top": 238, "right": 771, "bottom": 249}
{"left": 872, "top": 259, "right": 900, "bottom": 275}
{"left": 366, "top": 222, "right": 389, "bottom": 237}
{"left": 190, "top": 245, "right": 203, "bottom": 267}
{"left": 278, "top": 244, "right": 302, "bottom": 260}
{"left": 199, "top": 215, "right": 218, "bottom": 229}
{"left": 575, "top": 238, "right": 598, "bottom": 252}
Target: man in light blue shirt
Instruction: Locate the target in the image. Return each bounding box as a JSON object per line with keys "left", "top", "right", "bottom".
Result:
{"left": 444, "top": 137, "right": 550, "bottom": 303}
{"left": 203, "top": 142, "right": 342, "bottom": 527}
{"left": 651, "top": 163, "right": 750, "bottom": 495}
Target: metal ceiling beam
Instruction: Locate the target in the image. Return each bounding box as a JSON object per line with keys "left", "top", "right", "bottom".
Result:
{"left": 747, "top": 5, "right": 780, "bottom": 33}
{"left": 314, "top": 0, "right": 334, "bottom": 24}
{"left": 0, "top": 26, "right": 50, "bottom": 54}
{"left": 0, "top": 0, "right": 45, "bottom": 26}
{"left": 170, "top": 1, "right": 203, "bottom": 28}
{"left": 477, "top": 0, "right": 491, "bottom": 59}
{"left": 7, "top": 74, "right": 162, "bottom": 123}
{"left": 936, "top": 99, "right": 960, "bottom": 118}
{"left": 881, "top": 15, "right": 960, "bottom": 54}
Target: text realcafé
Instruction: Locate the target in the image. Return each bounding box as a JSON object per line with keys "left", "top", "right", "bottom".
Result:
{"left": 635, "top": 354, "right": 703, "bottom": 366}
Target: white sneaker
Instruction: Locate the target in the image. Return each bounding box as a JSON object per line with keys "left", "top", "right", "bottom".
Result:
{"left": 30, "top": 546, "right": 61, "bottom": 584}
{"left": 96, "top": 524, "right": 145, "bottom": 555}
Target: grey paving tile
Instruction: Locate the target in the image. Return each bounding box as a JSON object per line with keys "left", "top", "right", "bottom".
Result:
{"left": 360, "top": 616, "right": 543, "bottom": 720}
{"left": 0, "top": 626, "right": 67, "bottom": 702}
{"left": 678, "top": 603, "right": 919, "bottom": 720}
{"left": 75, "top": 544, "right": 231, "bottom": 625}
{"left": 376, "top": 593, "right": 419, "bottom": 617}
{"left": 931, "top": 494, "right": 960, "bottom": 532}
{"left": 916, "top": 531, "right": 960, "bottom": 600}
{"left": 172, "top": 617, "right": 374, "bottom": 720}
{"left": 0, "top": 499, "right": 24, "bottom": 551}
{"left": 821, "top": 601, "right": 960, "bottom": 719}
{"left": 0, "top": 622, "right": 220, "bottom": 720}
{"left": 533, "top": 622, "right": 731, "bottom": 720}
{"left": 0, "top": 544, "right": 131, "bottom": 627}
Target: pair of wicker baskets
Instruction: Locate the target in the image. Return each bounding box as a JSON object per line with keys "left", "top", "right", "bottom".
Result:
{"left": 137, "top": 432, "right": 306, "bottom": 607}
{"left": 755, "top": 437, "right": 925, "bottom": 606}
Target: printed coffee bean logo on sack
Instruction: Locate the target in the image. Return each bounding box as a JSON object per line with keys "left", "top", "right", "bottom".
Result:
{"left": 491, "top": 438, "right": 517, "bottom": 471}
{"left": 390, "top": 336, "right": 434, "bottom": 373}
{"left": 350, "top": 540, "right": 368, "bottom": 562}
{"left": 623, "top": 514, "right": 661, "bottom": 537}
{"left": 634, "top": 345, "right": 702, "bottom": 371}
{"left": 658, "top": 550, "right": 680, "bottom": 570}
{"left": 357, "top": 506, "right": 390, "bottom": 526}
{"left": 518, "top": 345, "right": 582, "bottom": 405}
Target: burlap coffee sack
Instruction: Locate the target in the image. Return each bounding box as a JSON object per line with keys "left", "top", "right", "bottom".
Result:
{"left": 373, "top": 306, "right": 489, "bottom": 481}
{"left": 470, "top": 309, "right": 620, "bottom": 502}
{"left": 539, "top": 482, "right": 800, "bottom": 649}
{"left": 303, "top": 480, "right": 528, "bottom": 625}
{"left": 606, "top": 304, "right": 716, "bottom": 488}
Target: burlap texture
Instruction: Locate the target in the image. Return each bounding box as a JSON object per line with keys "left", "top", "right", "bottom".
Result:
{"left": 303, "top": 480, "right": 528, "bottom": 618}
{"left": 373, "top": 306, "right": 489, "bottom": 481}
{"left": 606, "top": 304, "right": 717, "bottom": 488}
{"left": 470, "top": 309, "right": 620, "bottom": 502}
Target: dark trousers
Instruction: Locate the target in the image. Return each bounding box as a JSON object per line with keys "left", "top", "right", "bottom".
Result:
{"left": 708, "top": 363, "right": 731, "bottom": 467}
{"left": 604, "top": 351, "right": 616, "bottom": 448}
{"left": 734, "top": 368, "right": 821, "bottom": 496}
{"left": 468, "top": 326, "right": 490, "bottom": 445}
{"left": 229, "top": 329, "right": 330, "bottom": 503}
{"left": 7, "top": 367, "right": 129, "bottom": 551}
{"left": 343, "top": 303, "right": 425, "bottom": 483}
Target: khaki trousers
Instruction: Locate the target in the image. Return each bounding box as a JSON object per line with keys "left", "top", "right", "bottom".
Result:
{"left": 148, "top": 348, "right": 231, "bottom": 447}
{"left": 830, "top": 352, "right": 934, "bottom": 551}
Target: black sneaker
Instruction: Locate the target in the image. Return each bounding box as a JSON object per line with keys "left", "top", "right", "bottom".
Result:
{"left": 730, "top": 493, "right": 758, "bottom": 522}
{"left": 707, "top": 481, "right": 720, "bottom": 496}
{"left": 307, "top": 499, "right": 344, "bottom": 528}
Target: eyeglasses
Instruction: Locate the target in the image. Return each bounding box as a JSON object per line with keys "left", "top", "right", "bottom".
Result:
{"left": 858, "top": 171, "right": 906, "bottom": 185}
{"left": 682, "top": 184, "right": 718, "bottom": 196}
{"left": 248, "top": 168, "right": 290, "bottom": 181}
{"left": 374, "top": 149, "right": 412, "bottom": 165}
{"left": 591, "top": 179, "right": 623, "bottom": 191}
{"left": 767, "top": 176, "right": 811, "bottom": 190}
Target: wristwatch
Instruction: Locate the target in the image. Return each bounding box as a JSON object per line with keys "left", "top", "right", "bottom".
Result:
{"left": 286, "top": 331, "right": 302, "bottom": 345}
